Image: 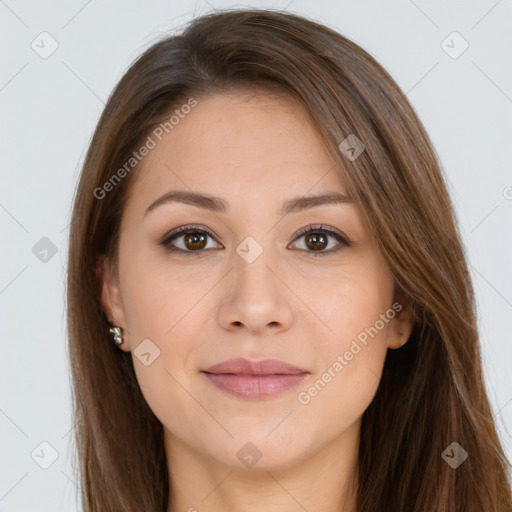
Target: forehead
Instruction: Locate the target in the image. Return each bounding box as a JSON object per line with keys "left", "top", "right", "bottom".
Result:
{"left": 126, "top": 90, "right": 349, "bottom": 212}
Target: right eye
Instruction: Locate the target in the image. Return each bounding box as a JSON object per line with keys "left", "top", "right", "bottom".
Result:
{"left": 160, "top": 225, "right": 222, "bottom": 256}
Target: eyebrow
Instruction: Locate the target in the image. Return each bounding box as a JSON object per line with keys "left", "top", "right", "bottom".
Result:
{"left": 144, "top": 190, "right": 353, "bottom": 217}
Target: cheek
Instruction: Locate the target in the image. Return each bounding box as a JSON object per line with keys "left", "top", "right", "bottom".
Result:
{"left": 303, "top": 262, "right": 393, "bottom": 347}
{"left": 119, "top": 255, "right": 207, "bottom": 409}
{"left": 295, "top": 269, "right": 392, "bottom": 420}
{"left": 295, "top": 324, "right": 389, "bottom": 443}
{"left": 120, "top": 252, "right": 209, "bottom": 341}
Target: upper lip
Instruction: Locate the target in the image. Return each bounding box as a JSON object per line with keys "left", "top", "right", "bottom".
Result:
{"left": 202, "top": 357, "right": 309, "bottom": 375}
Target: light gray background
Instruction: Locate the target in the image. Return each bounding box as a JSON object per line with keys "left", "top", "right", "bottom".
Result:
{"left": 1, "top": 0, "right": 511, "bottom": 510}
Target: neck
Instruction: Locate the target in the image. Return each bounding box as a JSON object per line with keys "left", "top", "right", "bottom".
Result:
{"left": 165, "top": 420, "right": 360, "bottom": 512}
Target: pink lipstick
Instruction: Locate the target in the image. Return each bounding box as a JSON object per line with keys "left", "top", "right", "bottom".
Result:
{"left": 201, "top": 357, "right": 309, "bottom": 400}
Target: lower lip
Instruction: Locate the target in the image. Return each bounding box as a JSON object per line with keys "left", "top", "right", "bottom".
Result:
{"left": 202, "top": 372, "right": 308, "bottom": 399}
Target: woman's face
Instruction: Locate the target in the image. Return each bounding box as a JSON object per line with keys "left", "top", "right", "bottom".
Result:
{"left": 99, "top": 90, "right": 413, "bottom": 471}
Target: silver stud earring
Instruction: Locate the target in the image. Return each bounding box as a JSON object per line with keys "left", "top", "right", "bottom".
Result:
{"left": 109, "top": 326, "right": 124, "bottom": 346}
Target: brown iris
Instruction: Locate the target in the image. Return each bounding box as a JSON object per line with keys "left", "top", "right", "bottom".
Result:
{"left": 183, "top": 231, "right": 207, "bottom": 251}
{"left": 305, "top": 232, "right": 328, "bottom": 251}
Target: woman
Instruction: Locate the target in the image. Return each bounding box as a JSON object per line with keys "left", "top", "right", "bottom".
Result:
{"left": 66, "top": 8, "right": 512, "bottom": 512}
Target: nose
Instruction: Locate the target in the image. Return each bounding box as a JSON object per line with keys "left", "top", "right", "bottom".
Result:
{"left": 217, "top": 248, "right": 294, "bottom": 335}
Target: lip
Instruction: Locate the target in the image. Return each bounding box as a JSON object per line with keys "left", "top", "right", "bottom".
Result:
{"left": 201, "top": 358, "right": 309, "bottom": 400}
{"left": 203, "top": 357, "right": 308, "bottom": 375}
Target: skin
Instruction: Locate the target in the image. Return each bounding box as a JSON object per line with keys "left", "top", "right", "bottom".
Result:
{"left": 98, "top": 89, "right": 414, "bottom": 512}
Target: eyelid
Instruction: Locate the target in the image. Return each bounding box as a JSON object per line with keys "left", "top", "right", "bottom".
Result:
{"left": 160, "top": 224, "right": 221, "bottom": 248}
{"left": 292, "top": 224, "right": 350, "bottom": 245}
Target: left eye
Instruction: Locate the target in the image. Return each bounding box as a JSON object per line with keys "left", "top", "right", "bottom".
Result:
{"left": 289, "top": 225, "right": 350, "bottom": 256}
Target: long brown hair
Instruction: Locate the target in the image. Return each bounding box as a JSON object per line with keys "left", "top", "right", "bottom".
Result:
{"left": 66, "top": 8, "right": 512, "bottom": 511}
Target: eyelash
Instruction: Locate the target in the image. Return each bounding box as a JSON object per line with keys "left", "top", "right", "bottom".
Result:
{"left": 159, "top": 224, "right": 351, "bottom": 257}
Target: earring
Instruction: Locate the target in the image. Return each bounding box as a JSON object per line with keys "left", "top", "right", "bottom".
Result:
{"left": 109, "top": 326, "right": 124, "bottom": 346}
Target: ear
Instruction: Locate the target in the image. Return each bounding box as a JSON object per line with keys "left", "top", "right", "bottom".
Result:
{"left": 386, "top": 288, "right": 415, "bottom": 349}
{"left": 96, "top": 254, "right": 130, "bottom": 351}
